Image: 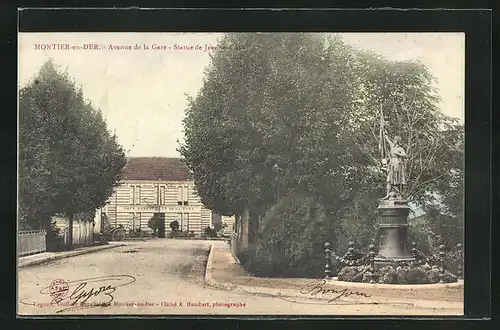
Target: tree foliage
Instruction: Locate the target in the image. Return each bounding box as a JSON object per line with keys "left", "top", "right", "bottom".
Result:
{"left": 180, "top": 33, "right": 464, "bottom": 275}
{"left": 19, "top": 60, "right": 127, "bottom": 239}
{"left": 180, "top": 33, "right": 364, "bottom": 217}
{"left": 246, "top": 194, "right": 328, "bottom": 277}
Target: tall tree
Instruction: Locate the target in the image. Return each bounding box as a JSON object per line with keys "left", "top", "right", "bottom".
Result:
{"left": 19, "top": 60, "right": 127, "bottom": 246}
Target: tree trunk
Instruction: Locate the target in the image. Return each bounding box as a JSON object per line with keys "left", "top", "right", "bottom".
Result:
{"left": 67, "top": 213, "right": 74, "bottom": 249}
{"left": 241, "top": 206, "right": 249, "bottom": 250}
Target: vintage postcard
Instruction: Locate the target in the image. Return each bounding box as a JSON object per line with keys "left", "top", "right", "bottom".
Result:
{"left": 17, "top": 32, "right": 465, "bottom": 316}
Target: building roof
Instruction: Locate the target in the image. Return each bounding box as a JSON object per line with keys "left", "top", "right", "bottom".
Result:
{"left": 121, "top": 157, "right": 193, "bottom": 181}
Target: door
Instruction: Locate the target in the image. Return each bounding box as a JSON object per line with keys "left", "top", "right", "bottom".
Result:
{"left": 155, "top": 213, "right": 166, "bottom": 238}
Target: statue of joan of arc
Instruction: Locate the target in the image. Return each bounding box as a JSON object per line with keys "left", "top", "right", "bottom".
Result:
{"left": 379, "top": 125, "right": 407, "bottom": 200}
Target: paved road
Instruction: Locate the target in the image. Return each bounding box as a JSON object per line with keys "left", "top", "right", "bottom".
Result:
{"left": 18, "top": 239, "right": 462, "bottom": 316}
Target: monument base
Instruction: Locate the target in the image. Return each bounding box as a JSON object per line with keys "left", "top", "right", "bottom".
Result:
{"left": 375, "top": 198, "right": 414, "bottom": 269}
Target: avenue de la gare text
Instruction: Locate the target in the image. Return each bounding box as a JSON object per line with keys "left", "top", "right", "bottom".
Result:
{"left": 34, "top": 43, "right": 224, "bottom": 52}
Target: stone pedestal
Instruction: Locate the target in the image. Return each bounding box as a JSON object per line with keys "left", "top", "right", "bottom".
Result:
{"left": 374, "top": 199, "right": 414, "bottom": 269}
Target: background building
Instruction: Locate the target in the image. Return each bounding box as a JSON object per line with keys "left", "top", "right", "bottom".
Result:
{"left": 98, "top": 157, "right": 233, "bottom": 237}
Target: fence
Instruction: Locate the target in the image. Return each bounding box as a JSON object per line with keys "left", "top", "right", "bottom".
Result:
{"left": 62, "top": 220, "right": 94, "bottom": 246}
{"left": 18, "top": 230, "right": 47, "bottom": 257}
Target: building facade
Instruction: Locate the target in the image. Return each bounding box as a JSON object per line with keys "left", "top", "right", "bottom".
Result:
{"left": 101, "top": 157, "right": 228, "bottom": 237}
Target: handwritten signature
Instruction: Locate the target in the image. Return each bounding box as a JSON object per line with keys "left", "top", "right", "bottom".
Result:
{"left": 20, "top": 275, "right": 136, "bottom": 313}
{"left": 295, "top": 279, "right": 371, "bottom": 303}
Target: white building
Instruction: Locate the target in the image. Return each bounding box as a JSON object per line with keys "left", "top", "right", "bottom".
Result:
{"left": 98, "top": 157, "right": 234, "bottom": 237}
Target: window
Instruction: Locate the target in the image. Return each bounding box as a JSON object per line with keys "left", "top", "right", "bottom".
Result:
{"left": 177, "top": 186, "right": 188, "bottom": 205}
{"left": 129, "top": 185, "right": 141, "bottom": 205}
{"left": 155, "top": 185, "right": 166, "bottom": 205}
{"left": 129, "top": 213, "right": 142, "bottom": 230}
{"left": 177, "top": 186, "right": 189, "bottom": 205}
{"left": 178, "top": 213, "right": 189, "bottom": 232}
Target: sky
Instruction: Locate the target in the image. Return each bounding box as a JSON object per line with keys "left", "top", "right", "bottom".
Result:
{"left": 18, "top": 33, "right": 464, "bottom": 158}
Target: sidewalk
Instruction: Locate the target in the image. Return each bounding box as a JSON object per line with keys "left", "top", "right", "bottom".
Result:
{"left": 204, "top": 241, "right": 464, "bottom": 312}
{"left": 18, "top": 242, "right": 125, "bottom": 269}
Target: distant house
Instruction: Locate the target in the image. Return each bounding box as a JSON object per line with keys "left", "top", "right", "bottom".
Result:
{"left": 97, "top": 157, "right": 234, "bottom": 238}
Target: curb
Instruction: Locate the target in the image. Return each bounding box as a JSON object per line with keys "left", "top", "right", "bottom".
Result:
{"left": 203, "top": 243, "right": 464, "bottom": 311}
{"left": 18, "top": 244, "right": 125, "bottom": 269}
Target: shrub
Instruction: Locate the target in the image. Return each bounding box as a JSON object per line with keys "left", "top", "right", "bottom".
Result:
{"left": 444, "top": 270, "right": 458, "bottom": 282}
{"left": 395, "top": 266, "right": 409, "bottom": 284}
{"left": 408, "top": 227, "right": 431, "bottom": 254}
{"left": 336, "top": 263, "right": 457, "bottom": 284}
{"left": 148, "top": 215, "right": 161, "bottom": 233}
{"left": 244, "top": 194, "right": 329, "bottom": 278}
{"left": 337, "top": 192, "right": 379, "bottom": 251}
{"left": 237, "top": 248, "right": 255, "bottom": 265}
{"left": 170, "top": 220, "right": 179, "bottom": 232}
{"left": 213, "top": 222, "right": 223, "bottom": 232}
{"left": 405, "top": 267, "right": 429, "bottom": 284}
{"left": 426, "top": 268, "right": 458, "bottom": 283}
{"left": 213, "top": 222, "right": 228, "bottom": 236}
{"left": 377, "top": 266, "right": 398, "bottom": 284}
{"left": 338, "top": 266, "right": 366, "bottom": 282}
{"left": 45, "top": 221, "right": 60, "bottom": 241}
{"left": 204, "top": 226, "right": 217, "bottom": 238}
{"left": 425, "top": 267, "right": 441, "bottom": 283}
